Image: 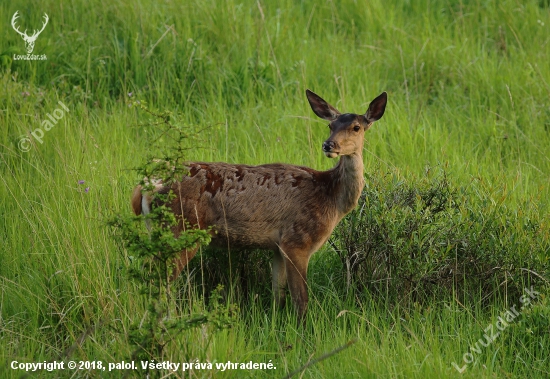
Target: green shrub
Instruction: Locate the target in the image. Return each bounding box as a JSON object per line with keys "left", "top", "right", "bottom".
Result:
{"left": 331, "top": 166, "right": 550, "bottom": 306}
{"left": 107, "top": 104, "right": 237, "bottom": 377}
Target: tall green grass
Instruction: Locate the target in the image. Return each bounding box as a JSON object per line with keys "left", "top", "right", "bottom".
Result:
{"left": 1, "top": 0, "right": 549, "bottom": 377}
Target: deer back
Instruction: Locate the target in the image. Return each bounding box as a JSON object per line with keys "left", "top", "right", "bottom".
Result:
{"left": 164, "top": 162, "right": 343, "bottom": 251}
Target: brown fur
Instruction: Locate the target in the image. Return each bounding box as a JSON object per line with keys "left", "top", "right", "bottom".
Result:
{"left": 131, "top": 186, "right": 143, "bottom": 215}
{"left": 131, "top": 90, "right": 387, "bottom": 322}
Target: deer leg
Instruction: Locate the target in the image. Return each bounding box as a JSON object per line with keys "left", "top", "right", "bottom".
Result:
{"left": 169, "top": 246, "right": 199, "bottom": 282}
{"left": 272, "top": 249, "right": 288, "bottom": 308}
{"left": 280, "top": 246, "right": 310, "bottom": 323}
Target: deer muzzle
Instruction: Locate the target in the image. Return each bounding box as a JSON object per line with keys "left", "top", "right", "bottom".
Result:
{"left": 322, "top": 141, "right": 338, "bottom": 158}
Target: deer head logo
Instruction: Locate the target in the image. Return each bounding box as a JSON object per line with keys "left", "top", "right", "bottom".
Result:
{"left": 11, "top": 11, "right": 49, "bottom": 54}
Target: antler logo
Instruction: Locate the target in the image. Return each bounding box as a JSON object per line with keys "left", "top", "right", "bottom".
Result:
{"left": 11, "top": 11, "right": 49, "bottom": 54}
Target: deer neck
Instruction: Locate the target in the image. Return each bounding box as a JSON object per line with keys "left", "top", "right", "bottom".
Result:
{"left": 331, "top": 152, "right": 365, "bottom": 215}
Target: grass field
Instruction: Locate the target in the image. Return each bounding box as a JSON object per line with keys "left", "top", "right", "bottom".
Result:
{"left": 1, "top": 0, "right": 550, "bottom": 377}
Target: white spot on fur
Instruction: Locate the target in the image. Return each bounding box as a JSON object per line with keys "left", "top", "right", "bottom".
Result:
{"left": 142, "top": 195, "right": 152, "bottom": 231}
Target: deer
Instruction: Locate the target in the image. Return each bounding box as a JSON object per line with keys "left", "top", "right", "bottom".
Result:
{"left": 11, "top": 11, "right": 49, "bottom": 54}
{"left": 131, "top": 90, "right": 387, "bottom": 322}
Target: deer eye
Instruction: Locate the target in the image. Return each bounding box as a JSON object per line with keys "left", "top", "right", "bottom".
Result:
{"left": 353, "top": 125, "right": 361, "bottom": 132}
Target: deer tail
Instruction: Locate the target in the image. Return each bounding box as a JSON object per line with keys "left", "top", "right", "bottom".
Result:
{"left": 131, "top": 185, "right": 143, "bottom": 215}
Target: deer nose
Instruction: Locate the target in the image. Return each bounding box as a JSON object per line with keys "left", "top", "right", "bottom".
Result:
{"left": 323, "top": 141, "right": 336, "bottom": 152}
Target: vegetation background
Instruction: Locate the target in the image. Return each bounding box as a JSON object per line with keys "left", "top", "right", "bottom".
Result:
{"left": 1, "top": 0, "right": 549, "bottom": 377}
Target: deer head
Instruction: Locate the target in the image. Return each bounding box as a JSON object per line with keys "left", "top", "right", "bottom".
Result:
{"left": 306, "top": 90, "right": 387, "bottom": 158}
{"left": 11, "top": 11, "right": 49, "bottom": 54}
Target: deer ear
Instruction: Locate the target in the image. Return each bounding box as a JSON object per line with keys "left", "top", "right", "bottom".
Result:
{"left": 306, "top": 89, "right": 341, "bottom": 121}
{"left": 365, "top": 92, "right": 387, "bottom": 123}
